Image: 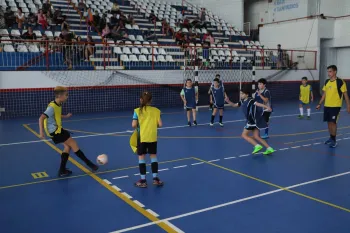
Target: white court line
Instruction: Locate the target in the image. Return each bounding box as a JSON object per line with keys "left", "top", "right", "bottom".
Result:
{"left": 133, "top": 200, "right": 145, "bottom": 208}
{"left": 122, "top": 192, "right": 133, "bottom": 199}
{"left": 191, "top": 162, "right": 204, "bottom": 166}
{"left": 112, "top": 176, "right": 129, "bottom": 180}
{"left": 291, "top": 146, "right": 301, "bottom": 149}
{"left": 303, "top": 144, "right": 312, "bottom": 147}
{"left": 158, "top": 168, "right": 169, "bottom": 172}
{"left": 112, "top": 185, "right": 121, "bottom": 192}
{"left": 103, "top": 179, "right": 112, "bottom": 185}
{"left": 173, "top": 165, "right": 187, "bottom": 169}
{"left": 110, "top": 170, "right": 350, "bottom": 233}
{"left": 134, "top": 172, "right": 150, "bottom": 176}
{"left": 1, "top": 111, "right": 326, "bottom": 147}
{"left": 224, "top": 156, "right": 236, "bottom": 160}
{"left": 163, "top": 221, "right": 185, "bottom": 233}
{"left": 207, "top": 159, "right": 220, "bottom": 163}
{"left": 146, "top": 209, "right": 159, "bottom": 217}
{"left": 313, "top": 142, "right": 322, "bottom": 145}
{"left": 279, "top": 148, "right": 289, "bottom": 151}
{"left": 238, "top": 154, "right": 250, "bottom": 158}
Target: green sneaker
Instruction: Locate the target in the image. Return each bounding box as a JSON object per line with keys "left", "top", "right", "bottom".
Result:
{"left": 252, "top": 144, "right": 263, "bottom": 154}
{"left": 307, "top": 116, "right": 311, "bottom": 120}
{"left": 263, "top": 147, "right": 275, "bottom": 155}
{"left": 298, "top": 115, "right": 304, "bottom": 119}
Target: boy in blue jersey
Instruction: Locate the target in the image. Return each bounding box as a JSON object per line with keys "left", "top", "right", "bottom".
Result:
{"left": 254, "top": 78, "right": 272, "bottom": 139}
{"left": 180, "top": 79, "right": 198, "bottom": 126}
{"left": 226, "top": 87, "right": 275, "bottom": 155}
{"left": 210, "top": 78, "right": 227, "bottom": 126}
{"left": 209, "top": 74, "right": 223, "bottom": 110}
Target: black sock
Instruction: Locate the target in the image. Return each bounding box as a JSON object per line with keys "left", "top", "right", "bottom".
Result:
{"left": 60, "top": 152, "right": 69, "bottom": 172}
{"left": 209, "top": 103, "right": 213, "bottom": 109}
{"left": 151, "top": 162, "right": 158, "bottom": 174}
{"left": 211, "top": 115, "right": 215, "bottom": 123}
{"left": 219, "top": 115, "right": 223, "bottom": 123}
{"left": 75, "top": 149, "right": 93, "bottom": 166}
{"left": 139, "top": 163, "right": 147, "bottom": 179}
{"left": 331, "top": 135, "right": 336, "bottom": 141}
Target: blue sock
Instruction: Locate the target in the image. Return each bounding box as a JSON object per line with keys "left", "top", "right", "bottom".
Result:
{"left": 265, "top": 128, "right": 269, "bottom": 135}
{"left": 139, "top": 159, "right": 146, "bottom": 180}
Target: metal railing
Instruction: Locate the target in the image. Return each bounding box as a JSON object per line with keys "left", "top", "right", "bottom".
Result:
{"left": 0, "top": 39, "right": 317, "bottom": 71}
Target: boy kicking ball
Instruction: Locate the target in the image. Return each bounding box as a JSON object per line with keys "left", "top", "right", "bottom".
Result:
{"left": 226, "top": 87, "right": 275, "bottom": 155}
{"left": 298, "top": 77, "right": 313, "bottom": 119}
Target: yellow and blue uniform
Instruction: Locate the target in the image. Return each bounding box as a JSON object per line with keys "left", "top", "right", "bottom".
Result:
{"left": 133, "top": 106, "right": 160, "bottom": 155}
{"left": 43, "top": 101, "right": 70, "bottom": 144}
{"left": 322, "top": 78, "right": 347, "bottom": 123}
{"left": 299, "top": 84, "right": 312, "bottom": 105}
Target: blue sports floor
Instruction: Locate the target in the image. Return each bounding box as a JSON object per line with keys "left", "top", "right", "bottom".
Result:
{"left": 1, "top": 102, "right": 350, "bottom": 233}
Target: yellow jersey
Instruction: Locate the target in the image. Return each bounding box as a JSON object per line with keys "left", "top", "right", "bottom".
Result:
{"left": 133, "top": 106, "right": 160, "bottom": 143}
{"left": 300, "top": 84, "right": 312, "bottom": 104}
{"left": 322, "top": 78, "right": 347, "bottom": 107}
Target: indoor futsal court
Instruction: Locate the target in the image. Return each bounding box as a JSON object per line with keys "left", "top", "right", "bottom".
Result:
{"left": 1, "top": 102, "right": 350, "bottom": 233}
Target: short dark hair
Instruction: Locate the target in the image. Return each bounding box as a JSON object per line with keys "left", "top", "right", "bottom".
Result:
{"left": 257, "top": 78, "right": 267, "bottom": 85}
{"left": 327, "top": 65, "right": 337, "bottom": 72}
{"left": 302, "top": 77, "right": 308, "bottom": 81}
{"left": 213, "top": 78, "right": 220, "bottom": 82}
{"left": 215, "top": 74, "right": 220, "bottom": 78}
{"left": 240, "top": 86, "right": 251, "bottom": 96}
{"left": 186, "top": 78, "right": 192, "bottom": 82}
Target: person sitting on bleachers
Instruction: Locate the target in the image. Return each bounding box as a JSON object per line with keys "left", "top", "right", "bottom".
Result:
{"left": 39, "top": 33, "right": 49, "bottom": 51}
{"left": 21, "top": 27, "right": 37, "bottom": 40}
{"left": 162, "top": 19, "right": 174, "bottom": 36}
{"left": 27, "top": 12, "right": 38, "bottom": 28}
{"left": 16, "top": 9, "right": 26, "bottom": 29}
{"left": 46, "top": 10, "right": 54, "bottom": 27}
{"left": 110, "top": 25, "right": 128, "bottom": 42}
{"left": 102, "top": 24, "right": 111, "bottom": 40}
{"left": 75, "top": 36, "right": 84, "bottom": 61}
{"left": 92, "top": 12, "right": 101, "bottom": 29}
{"left": 148, "top": 11, "right": 158, "bottom": 24}
{"left": 175, "top": 30, "right": 184, "bottom": 46}
{"left": 110, "top": 13, "right": 119, "bottom": 27}
{"left": 98, "top": 14, "right": 107, "bottom": 32}
{"left": 42, "top": 0, "right": 53, "bottom": 15}
{"left": 53, "top": 8, "right": 65, "bottom": 25}
{"left": 143, "top": 30, "right": 156, "bottom": 41}
{"left": 126, "top": 14, "right": 135, "bottom": 26}
{"left": 84, "top": 35, "right": 94, "bottom": 61}
{"left": 61, "top": 16, "right": 69, "bottom": 31}
{"left": 78, "top": 0, "right": 87, "bottom": 15}
{"left": 199, "top": 8, "right": 206, "bottom": 22}
{"left": 111, "top": 2, "right": 121, "bottom": 15}
{"left": 4, "top": 7, "right": 16, "bottom": 28}
{"left": 38, "top": 9, "right": 49, "bottom": 30}
{"left": 181, "top": 17, "right": 191, "bottom": 31}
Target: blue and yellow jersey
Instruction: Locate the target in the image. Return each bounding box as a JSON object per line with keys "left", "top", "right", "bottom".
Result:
{"left": 322, "top": 78, "right": 347, "bottom": 107}
{"left": 133, "top": 106, "right": 161, "bottom": 143}
{"left": 300, "top": 84, "right": 312, "bottom": 104}
{"left": 43, "top": 101, "right": 62, "bottom": 136}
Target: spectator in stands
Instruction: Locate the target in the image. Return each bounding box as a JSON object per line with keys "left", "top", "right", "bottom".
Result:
{"left": 277, "top": 44, "right": 284, "bottom": 69}
{"left": 85, "top": 35, "right": 94, "bottom": 61}
{"left": 111, "top": 2, "right": 120, "bottom": 15}
{"left": 42, "top": 0, "right": 52, "bottom": 15}
{"left": 102, "top": 24, "right": 111, "bottom": 40}
{"left": 148, "top": 11, "right": 158, "bottom": 24}
{"left": 78, "top": 0, "right": 87, "bottom": 15}
{"left": 21, "top": 27, "right": 37, "bottom": 40}
{"left": 98, "top": 14, "right": 107, "bottom": 32}
{"left": 61, "top": 16, "right": 69, "bottom": 31}
{"left": 203, "top": 32, "right": 214, "bottom": 46}
{"left": 143, "top": 29, "right": 156, "bottom": 41}
{"left": 175, "top": 30, "right": 184, "bottom": 46}
{"left": 16, "top": 9, "right": 26, "bottom": 29}
{"left": 181, "top": 17, "right": 190, "bottom": 31}
{"left": 60, "top": 28, "right": 74, "bottom": 69}
{"left": 40, "top": 34, "right": 49, "bottom": 51}
{"left": 53, "top": 8, "right": 65, "bottom": 25}
{"left": 52, "top": 36, "right": 61, "bottom": 51}
{"left": 92, "top": 11, "right": 101, "bottom": 29}
{"left": 46, "top": 10, "right": 54, "bottom": 26}
{"left": 199, "top": 8, "right": 206, "bottom": 22}
{"left": 75, "top": 36, "right": 84, "bottom": 61}
{"left": 126, "top": 14, "right": 135, "bottom": 26}
{"left": 38, "top": 9, "right": 49, "bottom": 30}
{"left": 110, "top": 13, "right": 119, "bottom": 27}
{"left": 162, "top": 19, "right": 174, "bottom": 36}
{"left": 4, "top": 7, "right": 16, "bottom": 28}
{"left": 27, "top": 12, "right": 38, "bottom": 28}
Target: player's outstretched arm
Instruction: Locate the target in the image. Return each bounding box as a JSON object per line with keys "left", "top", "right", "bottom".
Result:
{"left": 225, "top": 97, "right": 239, "bottom": 108}
{"left": 61, "top": 113, "right": 72, "bottom": 118}
{"left": 255, "top": 102, "right": 272, "bottom": 112}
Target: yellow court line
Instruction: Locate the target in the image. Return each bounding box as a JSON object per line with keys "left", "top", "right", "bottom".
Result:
{"left": 26, "top": 111, "right": 184, "bottom": 125}
{"left": 23, "top": 124, "right": 178, "bottom": 233}
{"left": 0, "top": 157, "right": 192, "bottom": 190}
{"left": 193, "top": 157, "right": 350, "bottom": 213}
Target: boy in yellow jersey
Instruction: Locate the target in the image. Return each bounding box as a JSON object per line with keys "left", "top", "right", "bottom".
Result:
{"left": 132, "top": 91, "right": 163, "bottom": 188}
{"left": 298, "top": 77, "right": 313, "bottom": 119}
{"left": 39, "top": 86, "right": 98, "bottom": 177}
{"left": 316, "top": 65, "right": 350, "bottom": 148}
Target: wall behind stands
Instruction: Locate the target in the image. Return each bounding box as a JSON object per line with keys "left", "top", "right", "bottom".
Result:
{"left": 319, "top": 0, "right": 350, "bottom": 17}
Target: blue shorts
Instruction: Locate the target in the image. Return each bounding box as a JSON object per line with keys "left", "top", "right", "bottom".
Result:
{"left": 299, "top": 100, "right": 310, "bottom": 106}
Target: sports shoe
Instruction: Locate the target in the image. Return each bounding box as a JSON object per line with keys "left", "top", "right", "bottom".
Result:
{"left": 193, "top": 121, "right": 198, "bottom": 126}
{"left": 261, "top": 134, "right": 269, "bottom": 139}
{"left": 324, "top": 138, "right": 332, "bottom": 145}
{"left": 219, "top": 122, "right": 224, "bottom": 127}
{"left": 329, "top": 140, "right": 337, "bottom": 148}
{"left": 153, "top": 177, "right": 164, "bottom": 186}
{"left": 58, "top": 169, "right": 72, "bottom": 177}
{"left": 252, "top": 144, "right": 263, "bottom": 154}
{"left": 210, "top": 122, "right": 214, "bottom": 126}
{"left": 135, "top": 179, "right": 147, "bottom": 188}
{"left": 307, "top": 116, "right": 311, "bottom": 120}
{"left": 298, "top": 115, "right": 304, "bottom": 119}
{"left": 188, "top": 122, "right": 192, "bottom": 127}
{"left": 263, "top": 148, "right": 275, "bottom": 155}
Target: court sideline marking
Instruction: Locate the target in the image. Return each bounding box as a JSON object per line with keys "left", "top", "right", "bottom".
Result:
{"left": 0, "top": 111, "right": 344, "bottom": 147}
{"left": 22, "top": 124, "right": 181, "bottom": 233}
{"left": 110, "top": 169, "right": 350, "bottom": 232}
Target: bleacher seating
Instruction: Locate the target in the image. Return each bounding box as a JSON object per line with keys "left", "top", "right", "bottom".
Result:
{"left": 0, "top": 0, "right": 270, "bottom": 71}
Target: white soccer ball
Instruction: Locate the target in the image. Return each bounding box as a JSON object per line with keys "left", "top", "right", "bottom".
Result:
{"left": 97, "top": 154, "right": 108, "bottom": 165}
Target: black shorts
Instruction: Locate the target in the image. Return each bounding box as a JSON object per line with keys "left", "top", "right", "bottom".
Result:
{"left": 214, "top": 105, "right": 224, "bottom": 110}
{"left": 244, "top": 125, "right": 257, "bottom": 131}
{"left": 263, "top": 111, "right": 271, "bottom": 123}
{"left": 323, "top": 107, "right": 341, "bottom": 123}
{"left": 50, "top": 128, "right": 71, "bottom": 144}
{"left": 186, "top": 107, "right": 196, "bottom": 111}
{"left": 137, "top": 142, "right": 157, "bottom": 155}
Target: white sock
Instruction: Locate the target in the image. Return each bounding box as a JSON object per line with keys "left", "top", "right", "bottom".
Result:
{"left": 299, "top": 108, "right": 303, "bottom": 116}
{"left": 307, "top": 108, "right": 311, "bottom": 116}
